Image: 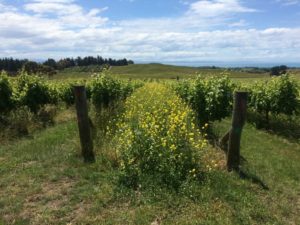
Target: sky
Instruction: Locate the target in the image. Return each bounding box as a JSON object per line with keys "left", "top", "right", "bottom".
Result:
{"left": 0, "top": 0, "right": 300, "bottom": 65}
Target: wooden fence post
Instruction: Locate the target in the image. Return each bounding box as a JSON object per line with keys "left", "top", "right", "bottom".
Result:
{"left": 227, "top": 92, "right": 248, "bottom": 171}
{"left": 74, "top": 85, "right": 95, "bottom": 163}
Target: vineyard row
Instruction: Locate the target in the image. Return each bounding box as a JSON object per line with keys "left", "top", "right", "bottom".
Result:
{"left": 1, "top": 72, "right": 299, "bottom": 125}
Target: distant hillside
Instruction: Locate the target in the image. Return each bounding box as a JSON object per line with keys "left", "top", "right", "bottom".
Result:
{"left": 52, "top": 63, "right": 300, "bottom": 80}
{"left": 110, "top": 63, "right": 200, "bottom": 79}
{"left": 110, "top": 63, "right": 270, "bottom": 79}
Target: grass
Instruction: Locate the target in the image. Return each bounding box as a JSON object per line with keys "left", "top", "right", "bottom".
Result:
{"left": 110, "top": 63, "right": 278, "bottom": 80}
{"left": 1, "top": 103, "right": 299, "bottom": 224}
{"left": 53, "top": 63, "right": 300, "bottom": 85}
{"left": 1, "top": 64, "right": 300, "bottom": 224}
{"left": 247, "top": 112, "right": 300, "bottom": 143}
{"left": 111, "top": 63, "right": 208, "bottom": 79}
{"left": 212, "top": 118, "right": 300, "bottom": 224}
{"left": 53, "top": 63, "right": 276, "bottom": 81}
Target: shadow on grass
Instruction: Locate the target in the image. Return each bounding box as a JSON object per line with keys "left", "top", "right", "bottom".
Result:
{"left": 206, "top": 124, "right": 269, "bottom": 190}
{"left": 238, "top": 168, "right": 269, "bottom": 190}
{"left": 247, "top": 111, "right": 300, "bottom": 143}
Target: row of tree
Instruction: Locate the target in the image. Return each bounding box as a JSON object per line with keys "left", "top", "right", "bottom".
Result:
{"left": 270, "top": 65, "right": 288, "bottom": 76}
{"left": 0, "top": 58, "right": 28, "bottom": 73}
{"left": 43, "top": 56, "right": 134, "bottom": 70}
{"left": 0, "top": 59, "right": 56, "bottom": 76}
{"left": 0, "top": 56, "right": 134, "bottom": 74}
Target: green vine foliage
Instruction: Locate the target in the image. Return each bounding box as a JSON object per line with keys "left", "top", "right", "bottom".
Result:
{"left": 2, "top": 71, "right": 144, "bottom": 118}
{"left": 89, "top": 73, "right": 141, "bottom": 110}
{"left": 90, "top": 74, "right": 123, "bottom": 109}
{"left": 175, "top": 75, "right": 299, "bottom": 125}
{"left": 174, "top": 75, "right": 235, "bottom": 124}
{"left": 248, "top": 75, "right": 299, "bottom": 122}
{"left": 14, "top": 73, "right": 52, "bottom": 113}
{"left": 56, "top": 82, "right": 76, "bottom": 106}
{"left": 0, "top": 71, "right": 13, "bottom": 114}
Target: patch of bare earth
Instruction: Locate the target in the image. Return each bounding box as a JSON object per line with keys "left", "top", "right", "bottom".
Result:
{"left": 18, "top": 178, "right": 82, "bottom": 224}
{"left": 64, "top": 201, "right": 92, "bottom": 224}
{"left": 203, "top": 147, "right": 227, "bottom": 171}
{"left": 20, "top": 160, "right": 37, "bottom": 169}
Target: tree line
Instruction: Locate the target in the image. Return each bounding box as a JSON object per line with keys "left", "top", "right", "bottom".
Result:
{"left": 0, "top": 56, "right": 134, "bottom": 75}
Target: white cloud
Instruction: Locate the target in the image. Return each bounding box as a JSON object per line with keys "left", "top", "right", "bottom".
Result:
{"left": 276, "top": 0, "right": 300, "bottom": 6}
{"left": 0, "top": 0, "right": 299, "bottom": 63}
{"left": 229, "top": 19, "right": 248, "bottom": 27}
{"left": 187, "top": 0, "right": 257, "bottom": 18}
{"left": 23, "top": 0, "right": 108, "bottom": 28}
{"left": 24, "top": 2, "right": 82, "bottom": 15}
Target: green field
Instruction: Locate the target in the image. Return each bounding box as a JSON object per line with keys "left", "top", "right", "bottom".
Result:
{"left": 110, "top": 63, "right": 281, "bottom": 80}
{"left": 55, "top": 63, "right": 267, "bottom": 80}
{"left": 53, "top": 64, "right": 300, "bottom": 85}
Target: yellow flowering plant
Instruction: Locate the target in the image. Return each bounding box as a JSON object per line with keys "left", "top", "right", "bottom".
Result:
{"left": 114, "top": 83, "right": 207, "bottom": 188}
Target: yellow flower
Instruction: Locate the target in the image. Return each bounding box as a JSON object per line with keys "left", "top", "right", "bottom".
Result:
{"left": 114, "top": 83, "right": 207, "bottom": 181}
{"left": 170, "top": 144, "right": 176, "bottom": 151}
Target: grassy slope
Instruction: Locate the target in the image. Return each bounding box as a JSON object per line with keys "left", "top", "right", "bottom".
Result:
{"left": 111, "top": 63, "right": 204, "bottom": 79}
{"left": 110, "top": 64, "right": 274, "bottom": 80}
{"left": 53, "top": 64, "right": 300, "bottom": 83}
{"left": 54, "top": 63, "right": 274, "bottom": 80}
{"left": 54, "top": 63, "right": 300, "bottom": 83}
{"left": 0, "top": 116, "right": 299, "bottom": 224}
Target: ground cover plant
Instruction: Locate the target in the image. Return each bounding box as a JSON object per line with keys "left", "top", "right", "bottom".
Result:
{"left": 114, "top": 83, "right": 207, "bottom": 188}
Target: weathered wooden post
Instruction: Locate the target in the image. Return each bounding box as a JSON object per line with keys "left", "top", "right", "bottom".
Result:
{"left": 74, "top": 85, "right": 95, "bottom": 163}
{"left": 227, "top": 92, "right": 248, "bottom": 171}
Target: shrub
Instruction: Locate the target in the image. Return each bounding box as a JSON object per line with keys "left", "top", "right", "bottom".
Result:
{"left": 173, "top": 79, "right": 193, "bottom": 103}
{"left": 14, "top": 74, "right": 52, "bottom": 113}
{"left": 0, "top": 71, "right": 13, "bottom": 113}
{"left": 89, "top": 73, "right": 138, "bottom": 110}
{"left": 5, "top": 106, "right": 34, "bottom": 137}
{"left": 56, "top": 82, "right": 76, "bottom": 106}
{"left": 174, "top": 75, "right": 235, "bottom": 124}
{"left": 115, "top": 83, "right": 206, "bottom": 189}
{"left": 37, "top": 104, "right": 57, "bottom": 127}
{"left": 90, "top": 74, "right": 122, "bottom": 109}
{"left": 248, "top": 75, "right": 299, "bottom": 123}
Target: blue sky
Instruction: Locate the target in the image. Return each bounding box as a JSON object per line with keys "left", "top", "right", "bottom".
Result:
{"left": 0, "top": 0, "right": 300, "bottom": 65}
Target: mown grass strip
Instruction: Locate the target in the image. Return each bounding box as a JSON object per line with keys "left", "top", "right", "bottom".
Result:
{"left": 212, "top": 118, "right": 300, "bottom": 224}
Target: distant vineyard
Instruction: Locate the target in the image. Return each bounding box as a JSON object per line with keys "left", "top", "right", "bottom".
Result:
{"left": 1, "top": 71, "right": 299, "bottom": 126}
